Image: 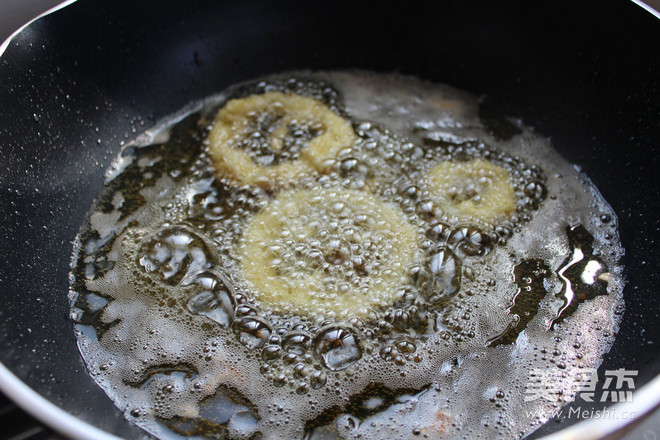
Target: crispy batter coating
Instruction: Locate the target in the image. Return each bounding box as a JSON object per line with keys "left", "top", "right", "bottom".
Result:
{"left": 238, "top": 188, "right": 419, "bottom": 317}
{"left": 425, "top": 158, "right": 516, "bottom": 224}
{"left": 208, "top": 92, "right": 356, "bottom": 188}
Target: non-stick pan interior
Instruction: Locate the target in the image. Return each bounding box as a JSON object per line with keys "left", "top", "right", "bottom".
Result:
{"left": 0, "top": 1, "right": 658, "bottom": 438}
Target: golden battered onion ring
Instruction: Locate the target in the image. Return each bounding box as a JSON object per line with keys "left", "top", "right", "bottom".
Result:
{"left": 208, "top": 92, "right": 357, "bottom": 188}
{"left": 425, "top": 158, "right": 516, "bottom": 224}
{"left": 238, "top": 188, "right": 419, "bottom": 318}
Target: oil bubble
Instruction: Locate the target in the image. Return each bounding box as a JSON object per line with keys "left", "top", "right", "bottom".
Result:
{"left": 184, "top": 270, "right": 236, "bottom": 327}
{"left": 414, "top": 246, "right": 461, "bottom": 304}
{"left": 232, "top": 317, "right": 272, "bottom": 350}
{"left": 314, "top": 327, "right": 362, "bottom": 371}
{"left": 138, "top": 225, "right": 215, "bottom": 285}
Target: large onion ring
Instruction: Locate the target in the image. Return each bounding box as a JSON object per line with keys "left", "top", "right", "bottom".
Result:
{"left": 238, "top": 188, "right": 420, "bottom": 318}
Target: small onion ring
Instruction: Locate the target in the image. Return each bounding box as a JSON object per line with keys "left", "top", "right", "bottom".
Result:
{"left": 425, "top": 158, "right": 516, "bottom": 225}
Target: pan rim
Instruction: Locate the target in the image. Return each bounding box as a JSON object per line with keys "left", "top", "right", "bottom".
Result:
{"left": 0, "top": 361, "right": 122, "bottom": 440}
{"left": 631, "top": 0, "right": 660, "bottom": 18}
{"left": 0, "top": 0, "right": 78, "bottom": 58}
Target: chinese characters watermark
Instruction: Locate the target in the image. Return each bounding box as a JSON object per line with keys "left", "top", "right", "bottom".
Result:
{"left": 524, "top": 368, "right": 638, "bottom": 403}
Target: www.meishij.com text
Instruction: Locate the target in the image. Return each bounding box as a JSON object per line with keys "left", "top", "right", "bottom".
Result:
{"left": 525, "top": 406, "right": 637, "bottom": 420}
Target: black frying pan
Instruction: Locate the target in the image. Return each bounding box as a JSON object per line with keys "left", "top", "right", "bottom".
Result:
{"left": 0, "top": 1, "right": 658, "bottom": 438}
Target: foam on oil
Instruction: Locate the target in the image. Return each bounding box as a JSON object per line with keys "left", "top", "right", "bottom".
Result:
{"left": 69, "top": 71, "right": 624, "bottom": 440}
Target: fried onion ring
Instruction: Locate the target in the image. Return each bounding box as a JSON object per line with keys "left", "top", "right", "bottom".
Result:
{"left": 425, "top": 158, "right": 516, "bottom": 225}
{"left": 208, "top": 92, "right": 356, "bottom": 188}
{"left": 238, "top": 188, "right": 419, "bottom": 318}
